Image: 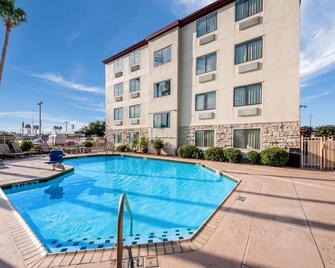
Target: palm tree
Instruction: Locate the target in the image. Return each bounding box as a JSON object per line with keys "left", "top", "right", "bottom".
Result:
{"left": 0, "top": 0, "right": 27, "bottom": 86}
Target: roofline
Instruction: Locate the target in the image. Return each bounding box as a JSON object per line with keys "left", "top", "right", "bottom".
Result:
{"left": 102, "top": 0, "right": 235, "bottom": 64}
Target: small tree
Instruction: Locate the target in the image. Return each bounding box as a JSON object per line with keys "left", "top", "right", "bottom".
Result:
{"left": 151, "top": 138, "right": 164, "bottom": 155}
{"left": 300, "top": 126, "right": 312, "bottom": 137}
{"left": 81, "top": 120, "right": 105, "bottom": 137}
{"left": 314, "top": 125, "right": 335, "bottom": 137}
{"left": 131, "top": 138, "right": 139, "bottom": 152}
{"left": 138, "top": 136, "right": 148, "bottom": 153}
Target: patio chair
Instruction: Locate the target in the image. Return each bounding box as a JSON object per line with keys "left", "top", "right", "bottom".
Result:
{"left": 11, "top": 143, "right": 30, "bottom": 157}
{"left": 0, "top": 144, "right": 28, "bottom": 158}
{"left": 45, "top": 149, "right": 65, "bottom": 170}
{"left": 0, "top": 155, "right": 4, "bottom": 168}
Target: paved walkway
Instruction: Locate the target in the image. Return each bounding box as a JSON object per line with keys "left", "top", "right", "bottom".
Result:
{"left": 0, "top": 154, "right": 334, "bottom": 268}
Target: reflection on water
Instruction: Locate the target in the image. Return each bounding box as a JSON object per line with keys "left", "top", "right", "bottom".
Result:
{"left": 44, "top": 180, "right": 64, "bottom": 199}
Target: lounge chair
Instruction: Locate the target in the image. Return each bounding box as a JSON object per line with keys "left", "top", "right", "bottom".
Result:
{"left": 0, "top": 155, "right": 4, "bottom": 168}
{"left": 11, "top": 143, "right": 31, "bottom": 157}
{"left": 45, "top": 149, "right": 65, "bottom": 170}
{"left": 0, "top": 144, "right": 29, "bottom": 158}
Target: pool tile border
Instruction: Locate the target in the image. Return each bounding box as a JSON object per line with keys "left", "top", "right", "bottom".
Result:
{"left": 0, "top": 153, "right": 241, "bottom": 267}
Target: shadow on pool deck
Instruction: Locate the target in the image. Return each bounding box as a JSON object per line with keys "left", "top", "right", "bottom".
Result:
{"left": 0, "top": 259, "right": 17, "bottom": 268}
{"left": 237, "top": 189, "right": 335, "bottom": 205}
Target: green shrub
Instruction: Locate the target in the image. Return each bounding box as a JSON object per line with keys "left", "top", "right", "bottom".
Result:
{"left": 83, "top": 141, "right": 93, "bottom": 147}
{"left": 138, "top": 136, "right": 148, "bottom": 152}
{"left": 151, "top": 138, "right": 164, "bottom": 150}
{"left": 117, "top": 145, "right": 129, "bottom": 152}
{"left": 204, "top": 147, "right": 226, "bottom": 162}
{"left": 131, "top": 139, "right": 139, "bottom": 151}
{"left": 247, "top": 150, "right": 260, "bottom": 164}
{"left": 224, "top": 148, "right": 242, "bottom": 163}
{"left": 260, "top": 147, "right": 289, "bottom": 167}
{"left": 20, "top": 140, "right": 33, "bottom": 151}
{"left": 177, "top": 145, "right": 204, "bottom": 159}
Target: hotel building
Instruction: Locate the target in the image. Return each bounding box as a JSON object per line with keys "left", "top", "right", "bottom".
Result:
{"left": 103, "top": 0, "right": 300, "bottom": 155}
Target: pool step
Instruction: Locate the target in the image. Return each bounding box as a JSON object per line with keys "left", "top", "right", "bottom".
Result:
{"left": 48, "top": 227, "right": 195, "bottom": 253}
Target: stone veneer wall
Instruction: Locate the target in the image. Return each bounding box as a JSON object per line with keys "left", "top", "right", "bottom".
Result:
{"left": 179, "top": 121, "right": 300, "bottom": 149}
{"left": 105, "top": 126, "right": 148, "bottom": 146}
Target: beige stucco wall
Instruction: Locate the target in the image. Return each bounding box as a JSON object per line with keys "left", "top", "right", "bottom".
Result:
{"left": 179, "top": 0, "right": 300, "bottom": 127}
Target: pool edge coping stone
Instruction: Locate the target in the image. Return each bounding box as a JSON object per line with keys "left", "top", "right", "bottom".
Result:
{"left": 0, "top": 153, "right": 242, "bottom": 267}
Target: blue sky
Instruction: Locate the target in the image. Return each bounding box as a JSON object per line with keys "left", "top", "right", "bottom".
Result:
{"left": 0, "top": 0, "right": 334, "bottom": 133}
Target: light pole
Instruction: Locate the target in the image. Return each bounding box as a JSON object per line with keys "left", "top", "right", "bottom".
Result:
{"left": 65, "top": 121, "right": 69, "bottom": 132}
{"left": 37, "top": 101, "right": 43, "bottom": 135}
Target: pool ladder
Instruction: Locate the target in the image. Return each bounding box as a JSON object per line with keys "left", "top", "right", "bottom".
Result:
{"left": 116, "top": 193, "right": 134, "bottom": 268}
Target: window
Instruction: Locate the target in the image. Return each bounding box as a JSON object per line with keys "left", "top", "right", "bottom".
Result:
{"left": 113, "top": 58, "right": 123, "bottom": 72}
{"left": 235, "top": 38, "right": 262, "bottom": 64}
{"left": 129, "top": 78, "right": 140, "bottom": 92}
{"left": 236, "top": 0, "right": 263, "bottom": 21}
{"left": 154, "top": 46, "right": 171, "bottom": 67}
{"left": 195, "top": 91, "right": 216, "bottom": 111}
{"left": 153, "top": 113, "right": 170, "bottom": 128}
{"left": 114, "top": 83, "right": 123, "bottom": 97}
{"left": 196, "top": 52, "right": 217, "bottom": 75}
{"left": 129, "top": 132, "right": 139, "bottom": 144}
{"left": 129, "top": 50, "right": 140, "bottom": 66}
{"left": 233, "top": 129, "right": 260, "bottom": 149}
{"left": 114, "top": 132, "right": 122, "bottom": 144}
{"left": 195, "top": 130, "right": 214, "bottom": 147}
{"left": 114, "top": 107, "right": 123, "bottom": 120}
{"left": 197, "top": 12, "right": 217, "bottom": 37}
{"left": 234, "top": 83, "right": 262, "bottom": 106}
{"left": 154, "top": 80, "right": 171, "bottom": 98}
{"left": 129, "top": 105, "right": 140, "bottom": 118}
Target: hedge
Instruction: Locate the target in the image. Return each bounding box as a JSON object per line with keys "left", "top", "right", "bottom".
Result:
{"left": 204, "top": 147, "right": 226, "bottom": 162}
{"left": 247, "top": 150, "right": 260, "bottom": 164}
{"left": 177, "top": 145, "right": 204, "bottom": 159}
{"left": 260, "top": 147, "right": 289, "bottom": 167}
{"left": 224, "top": 148, "right": 242, "bottom": 163}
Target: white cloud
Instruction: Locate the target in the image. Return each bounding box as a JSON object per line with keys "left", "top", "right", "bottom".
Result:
{"left": 0, "top": 111, "right": 88, "bottom": 133}
{"left": 301, "top": 90, "right": 334, "bottom": 102}
{"left": 171, "top": 0, "right": 216, "bottom": 14}
{"left": 31, "top": 72, "right": 104, "bottom": 94}
{"left": 301, "top": 0, "right": 335, "bottom": 79}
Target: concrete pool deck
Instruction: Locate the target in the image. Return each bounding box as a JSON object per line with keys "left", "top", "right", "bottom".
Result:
{"left": 0, "top": 153, "right": 334, "bottom": 268}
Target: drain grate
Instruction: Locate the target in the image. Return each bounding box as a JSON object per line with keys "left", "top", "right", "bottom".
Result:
{"left": 237, "top": 196, "right": 246, "bottom": 202}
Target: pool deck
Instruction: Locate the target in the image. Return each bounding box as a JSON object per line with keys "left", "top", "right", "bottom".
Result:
{"left": 0, "top": 153, "right": 334, "bottom": 268}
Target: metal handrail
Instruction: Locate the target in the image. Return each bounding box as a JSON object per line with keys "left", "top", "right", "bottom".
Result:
{"left": 116, "top": 193, "right": 134, "bottom": 268}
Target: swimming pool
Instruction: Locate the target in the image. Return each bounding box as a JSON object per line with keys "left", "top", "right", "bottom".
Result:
{"left": 4, "top": 155, "right": 237, "bottom": 253}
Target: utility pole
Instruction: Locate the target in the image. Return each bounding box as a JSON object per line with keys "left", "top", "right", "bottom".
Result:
{"left": 37, "top": 101, "right": 43, "bottom": 136}
{"left": 65, "top": 121, "right": 69, "bottom": 132}
{"left": 31, "top": 110, "right": 35, "bottom": 135}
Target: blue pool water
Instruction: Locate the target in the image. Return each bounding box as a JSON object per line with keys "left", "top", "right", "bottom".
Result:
{"left": 4, "top": 156, "right": 237, "bottom": 253}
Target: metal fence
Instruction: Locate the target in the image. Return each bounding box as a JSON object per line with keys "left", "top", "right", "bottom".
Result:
{"left": 301, "top": 136, "right": 335, "bottom": 170}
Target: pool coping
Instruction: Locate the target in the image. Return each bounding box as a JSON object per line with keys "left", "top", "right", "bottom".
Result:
{"left": 0, "top": 153, "right": 241, "bottom": 267}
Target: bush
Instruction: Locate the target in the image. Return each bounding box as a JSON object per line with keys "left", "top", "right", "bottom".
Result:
{"left": 117, "top": 145, "right": 129, "bottom": 152}
{"left": 20, "top": 140, "right": 33, "bottom": 151}
{"left": 224, "top": 148, "right": 242, "bottom": 163}
{"left": 204, "top": 147, "right": 226, "bottom": 162}
{"left": 138, "top": 136, "right": 148, "bottom": 153}
{"left": 260, "top": 147, "right": 289, "bottom": 167}
{"left": 131, "top": 139, "right": 139, "bottom": 151}
{"left": 177, "top": 145, "right": 204, "bottom": 159}
{"left": 247, "top": 150, "right": 260, "bottom": 164}
{"left": 83, "top": 141, "right": 93, "bottom": 147}
{"left": 151, "top": 138, "right": 164, "bottom": 150}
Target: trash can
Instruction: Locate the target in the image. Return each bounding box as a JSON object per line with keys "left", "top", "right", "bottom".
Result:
{"left": 288, "top": 148, "right": 301, "bottom": 168}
